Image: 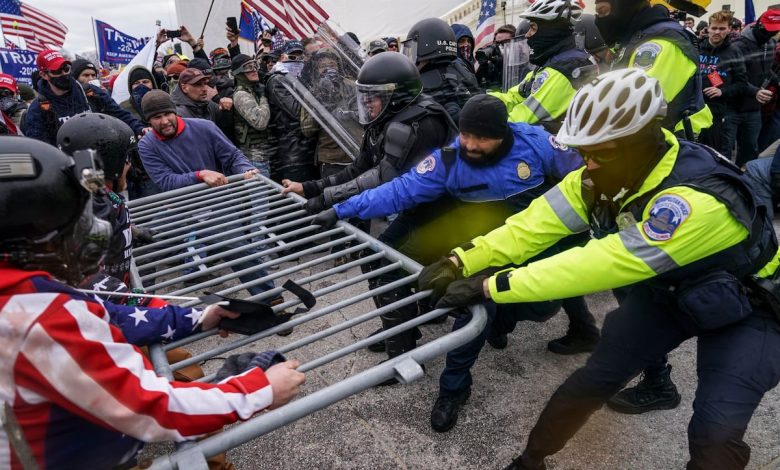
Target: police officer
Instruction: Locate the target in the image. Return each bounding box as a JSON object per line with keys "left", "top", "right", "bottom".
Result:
{"left": 594, "top": 0, "right": 713, "bottom": 414}
{"left": 489, "top": 0, "right": 602, "bottom": 354}
{"left": 402, "top": 18, "right": 482, "bottom": 121}
{"left": 419, "top": 69, "right": 780, "bottom": 469}
{"left": 312, "top": 95, "right": 598, "bottom": 430}
{"left": 282, "top": 52, "right": 457, "bottom": 367}
{"left": 282, "top": 52, "right": 456, "bottom": 211}
{"left": 492, "top": 0, "right": 596, "bottom": 133}
{"left": 595, "top": 0, "right": 712, "bottom": 137}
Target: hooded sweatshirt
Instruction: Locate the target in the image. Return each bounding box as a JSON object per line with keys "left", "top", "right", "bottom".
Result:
{"left": 171, "top": 84, "right": 234, "bottom": 141}
{"left": 120, "top": 65, "right": 158, "bottom": 124}
{"left": 452, "top": 24, "right": 476, "bottom": 74}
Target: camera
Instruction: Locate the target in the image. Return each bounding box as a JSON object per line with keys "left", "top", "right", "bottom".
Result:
{"left": 670, "top": 10, "right": 687, "bottom": 21}
{"left": 475, "top": 43, "right": 503, "bottom": 64}
{"left": 166, "top": 29, "right": 182, "bottom": 39}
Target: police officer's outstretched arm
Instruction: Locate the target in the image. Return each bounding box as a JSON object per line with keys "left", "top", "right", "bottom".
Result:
{"left": 333, "top": 149, "right": 451, "bottom": 221}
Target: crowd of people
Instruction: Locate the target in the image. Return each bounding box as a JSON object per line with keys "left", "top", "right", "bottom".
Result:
{"left": 4, "top": 0, "right": 780, "bottom": 468}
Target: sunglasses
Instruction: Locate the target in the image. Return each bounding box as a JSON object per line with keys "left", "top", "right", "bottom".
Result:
{"left": 237, "top": 62, "right": 259, "bottom": 73}
{"left": 261, "top": 38, "right": 273, "bottom": 45}
{"left": 580, "top": 149, "right": 622, "bottom": 165}
{"left": 49, "top": 64, "right": 72, "bottom": 76}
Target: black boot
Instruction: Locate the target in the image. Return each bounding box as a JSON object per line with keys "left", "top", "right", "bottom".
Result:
{"left": 430, "top": 389, "right": 470, "bottom": 432}
{"left": 366, "top": 326, "right": 423, "bottom": 353}
{"left": 607, "top": 364, "right": 681, "bottom": 414}
{"left": 487, "top": 333, "right": 508, "bottom": 349}
{"left": 547, "top": 325, "right": 600, "bottom": 355}
{"left": 503, "top": 454, "right": 546, "bottom": 470}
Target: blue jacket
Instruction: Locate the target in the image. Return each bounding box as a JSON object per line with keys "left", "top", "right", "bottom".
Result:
{"left": 334, "top": 122, "right": 584, "bottom": 220}
{"left": 24, "top": 76, "right": 144, "bottom": 144}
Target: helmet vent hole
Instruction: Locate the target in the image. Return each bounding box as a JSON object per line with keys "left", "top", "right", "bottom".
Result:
{"left": 591, "top": 109, "right": 609, "bottom": 135}
{"left": 599, "top": 81, "right": 613, "bottom": 101}
{"left": 615, "top": 109, "right": 636, "bottom": 129}
{"left": 616, "top": 88, "right": 630, "bottom": 106}
{"left": 582, "top": 102, "right": 593, "bottom": 123}
{"left": 640, "top": 94, "right": 652, "bottom": 114}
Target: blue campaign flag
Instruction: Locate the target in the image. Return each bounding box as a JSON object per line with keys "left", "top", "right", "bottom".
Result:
{"left": 94, "top": 19, "right": 149, "bottom": 65}
{"left": 745, "top": 0, "right": 756, "bottom": 24}
{"left": 0, "top": 47, "right": 37, "bottom": 85}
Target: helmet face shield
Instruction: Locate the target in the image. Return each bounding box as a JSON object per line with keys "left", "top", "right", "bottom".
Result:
{"left": 355, "top": 82, "right": 395, "bottom": 124}
{"left": 401, "top": 38, "right": 417, "bottom": 64}
{"left": 502, "top": 37, "right": 531, "bottom": 92}
{"left": 59, "top": 199, "right": 112, "bottom": 283}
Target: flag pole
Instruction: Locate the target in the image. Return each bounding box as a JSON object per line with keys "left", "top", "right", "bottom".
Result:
{"left": 91, "top": 17, "right": 100, "bottom": 66}
{"left": 200, "top": 0, "right": 217, "bottom": 38}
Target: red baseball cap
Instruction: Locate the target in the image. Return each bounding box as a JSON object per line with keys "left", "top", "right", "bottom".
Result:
{"left": 0, "top": 73, "right": 17, "bottom": 93}
{"left": 760, "top": 9, "right": 780, "bottom": 32}
{"left": 36, "top": 49, "right": 70, "bottom": 72}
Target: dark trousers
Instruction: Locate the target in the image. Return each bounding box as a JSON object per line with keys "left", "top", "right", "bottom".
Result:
{"left": 127, "top": 178, "right": 161, "bottom": 201}
{"left": 523, "top": 284, "right": 780, "bottom": 469}
{"left": 439, "top": 300, "right": 561, "bottom": 397}
{"left": 700, "top": 109, "right": 736, "bottom": 158}
{"left": 725, "top": 110, "right": 762, "bottom": 167}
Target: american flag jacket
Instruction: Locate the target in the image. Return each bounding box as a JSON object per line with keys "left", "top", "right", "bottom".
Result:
{"left": 0, "top": 266, "right": 274, "bottom": 469}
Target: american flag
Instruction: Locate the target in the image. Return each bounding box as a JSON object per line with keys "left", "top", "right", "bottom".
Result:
{"left": 245, "top": 0, "right": 328, "bottom": 40}
{"left": 474, "top": 0, "right": 497, "bottom": 51}
{"left": 0, "top": 0, "right": 67, "bottom": 53}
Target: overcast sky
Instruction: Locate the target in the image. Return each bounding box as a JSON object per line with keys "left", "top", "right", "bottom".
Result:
{"left": 26, "top": 0, "right": 179, "bottom": 53}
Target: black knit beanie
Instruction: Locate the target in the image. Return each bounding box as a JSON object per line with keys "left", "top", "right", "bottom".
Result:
{"left": 128, "top": 67, "right": 154, "bottom": 86}
{"left": 71, "top": 59, "right": 98, "bottom": 79}
{"left": 459, "top": 94, "right": 509, "bottom": 139}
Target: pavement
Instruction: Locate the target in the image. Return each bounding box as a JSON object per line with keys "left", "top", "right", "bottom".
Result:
{"left": 138, "top": 241, "right": 780, "bottom": 470}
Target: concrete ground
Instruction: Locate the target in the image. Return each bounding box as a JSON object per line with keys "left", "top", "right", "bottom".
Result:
{"left": 139, "top": 245, "right": 780, "bottom": 470}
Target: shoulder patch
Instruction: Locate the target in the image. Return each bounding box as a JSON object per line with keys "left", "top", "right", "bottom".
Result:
{"left": 517, "top": 161, "right": 531, "bottom": 180}
{"left": 416, "top": 155, "right": 436, "bottom": 175}
{"left": 530, "top": 71, "right": 549, "bottom": 94}
{"left": 642, "top": 194, "right": 691, "bottom": 242}
{"left": 633, "top": 42, "right": 662, "bottom": 70}
{"left": 549, "top": 135, "right": 568, "bottom": 151}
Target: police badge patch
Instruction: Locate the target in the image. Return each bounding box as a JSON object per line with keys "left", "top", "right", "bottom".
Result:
{"left": 633, "top": 42, "right": 662, "bottom": 70}
{"left": 530, "top": 71, "right": 549, "bottom": 94}
{"left": 416, "top": 155, "right": 436, "bottom": 174}
{"left": 517, "top": 161, "right": 531, "bottom": 180}
{"left": 642, "top": 194, "right": 691, "bottom": 242}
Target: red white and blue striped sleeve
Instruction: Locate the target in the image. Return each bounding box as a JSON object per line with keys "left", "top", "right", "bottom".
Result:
{"left": 12, "top": 294, "right": 274, "bottom": 442}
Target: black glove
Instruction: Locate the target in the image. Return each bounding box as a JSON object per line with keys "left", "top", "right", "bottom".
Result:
{"left": 310, "top": 208, "right": 339, "bottom": 229}
{"left": 435, "top": 275, "right": 488, "bottom": 309}
{"left": 131, "top": 225, "right": 155, "bottom": 246}
{"left": 304, "top": 194, "right": 325, "bottom": 214}
{"left": 418, "top": 256, "right": 462, "bottom": 305}
{"left": 214, "top": 350, "right": 287, "bottom": 381}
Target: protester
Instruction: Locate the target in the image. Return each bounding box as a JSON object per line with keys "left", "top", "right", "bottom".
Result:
{"left": 384, "top": 36, "right": 400, "bottom": 52}
{"left": 232, "top": 53, "right": 274, "bottom": 176}
{"left": 451, "top": 24, "right": 476, "bottom": 75}
{"left": 70, "top": 58, "right": 99, "bottom": 86}
{"left": 24, "top": 49, "right": 144, "bottom": 145}
{"left": 0, "top": 136, "right": 305, "bottom": 470}
{"left": 732, "top": 10, "right": 780, "bottom": 166}
{"left": 171, "top": 67, "right": 234, "bottom": 139}
{"left": 697, "top": 10, "right": 748, "bottom": 157}
{"left": 0, "top": 73, "right": 27, "bottom": 129}
{"left": 368, "top": 39, "right": 388, "bottom": 56}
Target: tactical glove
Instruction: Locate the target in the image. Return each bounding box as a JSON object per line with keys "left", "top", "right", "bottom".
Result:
{"left": 418, "top": 256, "right": 462, "bottom": 306}
{"left": 435, "top": 275, "right": 488, "bottom": 309}
{"left": 310, "top": 208, "right": 339, "bottom": 229}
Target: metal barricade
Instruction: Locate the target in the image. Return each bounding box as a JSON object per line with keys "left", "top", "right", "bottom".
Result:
{"left": 126, "top": 174, "right": 488, "bottom": 470}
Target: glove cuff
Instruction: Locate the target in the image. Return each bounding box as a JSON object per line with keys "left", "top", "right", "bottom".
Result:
{"left": 302, "top": 180, "right": 323, "bottom": 198}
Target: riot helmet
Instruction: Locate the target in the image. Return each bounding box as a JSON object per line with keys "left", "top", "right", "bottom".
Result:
{"left": 402, "top": 18, "right": 458, "bottom": 64}
{"left": 0, "top": 136, "right": 112, "bottom": 284}
{"left": 57, "top": 113, "right": 138, "bottom": 186}
{"left": 355, "top": 52, "right": 422, "bottom": 125}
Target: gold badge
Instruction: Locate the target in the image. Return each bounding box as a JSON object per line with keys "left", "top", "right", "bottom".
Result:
{"left": 517, "top": 162, "right": 531, "bottom": 180}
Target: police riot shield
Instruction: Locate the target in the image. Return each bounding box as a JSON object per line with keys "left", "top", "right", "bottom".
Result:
{"left": 502, "top": 36, "right": 531, "bottom": 93}
{"left": 278, "top": 21, "right": 366, "bottom": 160}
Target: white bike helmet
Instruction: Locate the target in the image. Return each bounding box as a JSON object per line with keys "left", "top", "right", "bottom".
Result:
{"left": 519, "top": 0, "right": 583, "bottom": 24}
{"left": 556, "top": 68, "right": 667, "bottom": 147}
